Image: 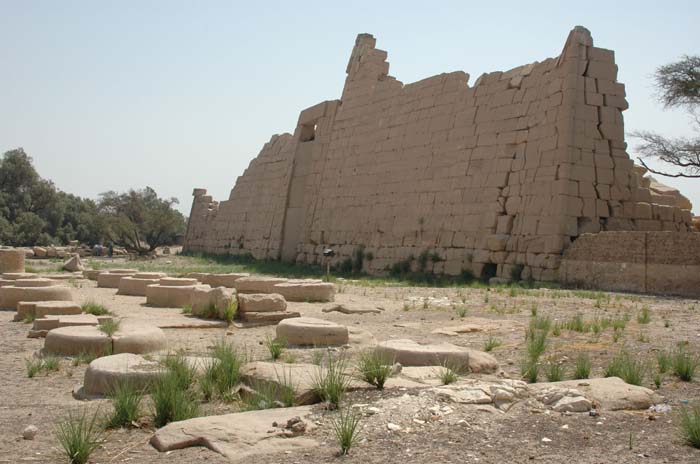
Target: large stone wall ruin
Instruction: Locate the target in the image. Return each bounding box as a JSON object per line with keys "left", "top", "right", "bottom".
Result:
{"left": 184, "top": 26, "right": 694, "bottom": 283}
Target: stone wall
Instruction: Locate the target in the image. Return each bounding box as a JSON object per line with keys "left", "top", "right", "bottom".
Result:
{"left": 184, "top": 26, "right": 694, "bottom": 282}
{"left": 560, "top": 231, "right": 700, "bottom": 297}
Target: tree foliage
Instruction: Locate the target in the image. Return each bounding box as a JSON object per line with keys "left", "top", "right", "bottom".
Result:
{"left": 0, "top": 148, "right": 186, "bottom": 250}
{"left": 99, "top": 188, "right": 185, "bottom": 253}
{"left": 633, "top": 55, "right": 700, "bottom": 178}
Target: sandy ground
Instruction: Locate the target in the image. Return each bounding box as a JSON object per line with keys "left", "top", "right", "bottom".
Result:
{"left": 1, "top": 259, "right": 699, "bottom": 463}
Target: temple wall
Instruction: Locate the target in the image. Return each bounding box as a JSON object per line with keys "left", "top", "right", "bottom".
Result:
{"left": 560, "top": 231, "right": 700, "bottom": 297}
{"left": 184, "top": 26, "right": 694, "bottom": 283}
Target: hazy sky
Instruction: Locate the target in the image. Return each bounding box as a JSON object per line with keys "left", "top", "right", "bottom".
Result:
{"left": 2, "top": 1, "right": 698, "bottom": 215}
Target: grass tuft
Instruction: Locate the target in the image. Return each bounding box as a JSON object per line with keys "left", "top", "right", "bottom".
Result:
{"left": 97, "top": 318, "right": 120, "bottom": 337}
{"left": 312, "top": 354, "right": 351, "bottom": 408}
{"left": 106, "top": 379, "right": 143, "bottom": 428}
{"left": 55, "top": 409, "right": 103, "bottom": 464}
{"left": 265, "top": 335, "right": 286, "bottom": 361}
{"left": 152, "top": 370, "right": 199, "bottom": 428}
{"left": 483, "top": 337, "right": 502, "bottom": 352}
{"left": 636, "top": 306, "right": 651, "bottom": 324}
{"left": 572, "top": 354, "right": 591, "bottom": 379}
{"left": 672, "top": 348, "right": 698, "bottom": 382}
{"left": 604, "top": 352, "right": 646, "bottom": 386}
{"left": 331, "top": 407, "right": 362, "bottom": 455}
{"left": 356, "top": 350, "right": 393, "bottom": 390}
{"left": 679, "top": 403, "right": 700, "bottom": 449}
{"left": 82, "top": 301, "right": 111, "bottom": 316}
{"left": 544, "top": 359, "right": 564, "bottom": 382}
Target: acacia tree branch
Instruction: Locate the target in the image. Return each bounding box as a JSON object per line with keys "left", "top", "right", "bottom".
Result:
{"left": 637, "top": 158, "right": 700, "bottom": 178}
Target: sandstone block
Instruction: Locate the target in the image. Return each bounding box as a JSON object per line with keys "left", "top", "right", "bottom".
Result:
{"left": 375, "top": 339, "right": 498, "bottom": 374}
{"left": 271, "top": 282, "right": 335, "bottom": 302}
{"left": 146, "top": 284, "right": 209, "bottom": 308}
{"left": 0, "top": 285, "right": 73, "bottom": 310}
{"left": 200, "top": 273, "right": 250, "bottom": 288}
{"left": 276, "top": 317, "right": 349, "bottom": 346}
{"left": 238, "top": 293, "right": 287, "bottom": 313}
{"left": 234, "top": 276, "right": 289, "bottom": 294}
{"left": 0, "top": 249, "right": 25, "bottom": 273}
{"left": 82, "top": 353, "right": 163, "bottom": 396}
{"left": 117, "top": 277, "right": 161, "bottom": 296}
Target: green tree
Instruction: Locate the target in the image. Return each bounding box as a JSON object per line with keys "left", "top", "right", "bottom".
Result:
{"left": 99, "top": 187, "right": 186, "bottom": 253}
{"left": 633, "top": 55, "right": 700, "bottom": 178}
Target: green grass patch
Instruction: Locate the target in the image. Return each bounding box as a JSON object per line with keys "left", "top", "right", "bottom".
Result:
{"left": 604, "top": 352, "right": 646, "bottom": 386}
{"left": 679, "top": 403, "right": 700, "bottom": 449}
{"left": 98, "top": 318, "right": 120, "bottom": 336}
{"left": 55, "top": 409, "right": 104, "bottom": 464}
{"left": 331, "top": 407, "right": 362, "bottom": 455}
{"left": 572, "top": 354, "right": 591, "bottom": 379}
{"left": 356, "top": 350, "right": 393, "bottom": 390}
{"left": 106, "top": 379, "right": 143, "bottom": 428}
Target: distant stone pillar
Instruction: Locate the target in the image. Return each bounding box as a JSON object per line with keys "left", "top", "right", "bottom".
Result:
{"left": 0, "top": 249, "right": 25, "bottom": 273}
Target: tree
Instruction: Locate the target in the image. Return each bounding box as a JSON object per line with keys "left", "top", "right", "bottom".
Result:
{"left": 632, "top": 55, "right": 700, "bottom": 178}
{"left": 98, "top": 187, "right": 186, "bottom": 254}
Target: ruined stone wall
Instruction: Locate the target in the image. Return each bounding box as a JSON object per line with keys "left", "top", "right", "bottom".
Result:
{"left": 184, "top": 27, "right": 694, "bottom": 282}
{"left": 560, "top": 231, "right": 700, "bottom": 297}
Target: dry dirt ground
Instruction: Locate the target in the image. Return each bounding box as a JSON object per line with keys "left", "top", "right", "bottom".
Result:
{"left": 1, "top": 257, "right": 699, "bottom": 463}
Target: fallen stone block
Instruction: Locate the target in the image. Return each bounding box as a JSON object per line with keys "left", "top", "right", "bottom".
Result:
{"left": 117, "top": 276, "right": 161, "bottom": 296}
{"left": 159, "top": 277, "right": 198, "bottom": 286}
{"left": 375, "top": 339, "right": 499, "bottom": 374}
{"left": 82, "top": 269, "right": 101, "bottom": 280}
{"left": 0, "top": 285, "right": 73, "bottom": 310}
{"left": 28, "top": 314, "right": 111, "bottom": 338}
{"left": 44, "top": 323, "right": 167, "bottom": 356}
{"left": 190, "top": 286, "right": 236, "bottom": 319}
{"left": 200, "top": 273, "right": 250, "bottom": 288}
{"left": 146, "top": 284, "right": 210, "bottom": 308}
{"left": 272, "top": 282, "right": 335, "bottom": 302}
{"left": 238, "top": 311, "right": 301, "bottom": 325}
{"left": 238, "top": 293, "right": 287, "bottom": 313}
{"left": 62, "top": 254, "right": 85, "bottom": 272}
{"left": 234, "top": 276, "right": 289, "bottom": 294}
{"left": 14, "top": 300, "right": 82, "bottom": 321}
{"left": 77, "top": 353, "right": 164, "bottom": 397}
{"left": 531, "top": 377, "right": 662, "bottom": 410}
{"left": 97, "top": 270, "right": 138, "bottom": 288}
{"left": 150, "top": 406, "right": 319, "bottom": 460}
{"left": 276, "top": 317, "right": 349, "bottom": 346}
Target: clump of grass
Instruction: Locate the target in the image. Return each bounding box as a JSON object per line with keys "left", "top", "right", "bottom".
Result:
{"left": 331, "top": 408, "right": 361, "bottom": 455}
{"left": 72, "top": 351, "right": 97, "bottom": 366}
{"left": 152, "top": 370, "right": 199, "bottom": 427}
{"left": 455, "top": 306, "right": 468, "bottom": 318}
{"left": 612, "top": 328, "right": 623, "bottom": 343}
{"left": 565, "top": 313, "right": 590, "bottom": 333}
{"left": 439, "top": 363, "right": 460, "bottom": 385}
{"left": 55, "top": 409, "right": 104, "bottom": 464}
{"left": 544, "top": 359, "right": 564, "bottom": 382}
{"left": 200, "top": 338, "right": 244, "bottom": 401}
{"left": 521, "top": 359, "right": 539, "bottom": 383}
{"left": 265, "top": 335, "right": 286, "bottom": 361}
{"left": 637, "top": 306, "right": 651, "bottom": 324}
{"left": 357, "top": 350, "right": 393, "bottom": 390}
{"left": 26, "top": 358, "right": 43, "bottom": 378}
{"left": 98, "top": 318, "right": 120, "bottom": 336}
{"left": 653, "top": 372, "right": 663, "bottom": 389}
{"left": 604, "top": 352, "right": 646, "bottom": 386}
{"left": 223, "top": 298, "right": 238, "bottom": 323}
{"left": 242, "top": 369, "right": 295, "bottom": 410}
{"left": 312, "top": 354, "right": 351, "bottom": 408}
{"left": 180, "top": 304, "right": 192, "bottom": 315}
{"left": 526, "top": 328, "right": 548, "bottom": 361}
{"left": 672, "top": 348, "right": 698, "bottom": 382}
{"left": 551, "top": 323, "right": 562, "bottom": 337}
{"left": 483, "top": 337, "right": 502, "bottom": 352}
{"left": 82, "top": 301, "right": 110, "bottom": 316}
{"left": 573, "top": 354, "right": 591, "bottom": 379}
{"left": 679, "top": 403, "right": 700, "bottom": 449}
{"left": 161, "top": 353, "right": 197, "bottom": 390}
{"left": 311, "top": 349, "right": 326, "bottom": 366}
{"left": 106, "top": 379, "right": 143, "bottom": 428}
{"left": 23, "top": 313, "right": 36, "bottom": 324}
{"left": 42, "top": 355, "right": 60, "bottom": 372}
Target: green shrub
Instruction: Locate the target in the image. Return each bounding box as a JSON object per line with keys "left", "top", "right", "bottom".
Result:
{"left": 604, "top": 352, "right": 646, "bottom": 386}
{"left": 265, "top": 335, "right": 286, "bottom": 361}
{"left": 72, "top": 351, "right": 97, "bottom": 366}
{"left": 82, "top": 301, "right": 111, "bottom": 316}
{"left": 55, "top": 409, "right": 103, "bottom": 464}
{"left": 151, "top": 371, "right": 199, "bottom": 427}
{"left": 439, "top": 364, "right": 459, "bottom": 385}
{"left": 42, "top": 356, "right": 60, "bottom": 372}
{"left": 331, "top": 408, "right": 361, "bottom": 455}
{"left": 312, "top": 354, "right": 351, "bottom": 408}
{"left": 672, "top": 349, "right": 698, "bottom": 382}
{"left": 180, "top": 304, "right": 192, "bottom": 315}
{"left": 636, "top": 306, "right": 651, "bottom": 324}
{"left": 483, "top": 337, "right": 502, "bottom": 352}
{"left": 107, "top": 379, "right": 143, "bottom": 428}
{"left": 161, "top": 353, "right": 197, "bottom": 391}
{"left": 679, "top": 403, "right": 700, "bottom": 449}
{"left": 223, "top": 298, "right": 238, "bottom": 323}
{"left": 544, "top": 360, "right": 564, "bottom": 382}
{"left": 357, "top": 350, "right": 393, "bottom": 390}
{"left": 97, "top": 319, "right": 120, "bottom": 336}
{"left": 572, "top": 354, "right": 591, "bottom": 379}
{"left": 26, "top": 358, "right": 43, "bottom": 378}
{"left": 521, "top": 359, "right": 539, "bottom": 383}
{"left": 203, "top": 339, "right": 244, "bottom": 401}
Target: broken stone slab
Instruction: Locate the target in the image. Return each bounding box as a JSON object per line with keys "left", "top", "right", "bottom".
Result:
{"left": 233, "top": 276, "right": 289, "bottom": 294}
{"left": 398, "top": 366, "right": 452, "bottom": 386}
{"left": 76, "top": 353, "right": 164, "bottom": 398}
{"left": 430, "top": 317, "right": 522, "bottom": 336}
{"left": 375, "top": 339, "right": 499, "bottom": 374}
{"left": 190, "top": 286, "right": 236, "bottom": 319}
{"left": 134, "top": 272, "right": 168, "bottom": 279}
{"left": 238, "top": 293, "right": 287, "bottom": 313}
{"left": 117, "top": 276, "right": 161, "bottom": 296}
{"left": 238, "top": 311, "right": 301, "bottom": 325}
{"left": 28, "top": 314, "right": 111, "bottom": 338}
{"left": 14, "top": 300, "right": 82, "bottom": 321}
{"left": 62, "top": 254, "right": 85, "bottom": 272}
{"left": 97, "top": 271, "right": 138, "bottom": 288}
{"left": 0, "top": 285, "right": 73, "bottom": 310}
{"left": 530, "top": 377, "right": 662, "bottom": 410}
{"left": 433, "top": 379, "right": 529, "bottom": 407}
{"left": 1, "top": 272, "right": 41, "bottom": 280}
{"left": 44, "top": 323, "right": 167, "bottom": 356}
{"left": 150, "top": 406, "right": 318, "bottom": 460}
{"left": 82, "top": 269, "right": 101, "bottom": 281}
{"left": 322, "top": 304, "right": 382, "bottom": 314}
{"left": 146, "top": 284, "right": 210, "bottom": 308}
{"left": 159, "top": 277, "right": 198, "bottom": 286}
{"left": 276, "top": 317, "right": 349, "bottom": 346}
{"left": 11, "top": 278, "right": 58, "bottom": 288}
{"left": 200, "top": 273, "right": 250, "bottom": 288}
{"left": 272, "top": 281, "right": 335, "bottom": 302}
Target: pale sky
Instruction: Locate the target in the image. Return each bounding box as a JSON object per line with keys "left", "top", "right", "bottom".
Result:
{"left": 1, "top": 1, "right": 698, "bottom": 215}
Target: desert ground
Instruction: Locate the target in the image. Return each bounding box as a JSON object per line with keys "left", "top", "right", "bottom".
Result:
{"left": 1, "top": 255, "right": 699, "bottom": 463}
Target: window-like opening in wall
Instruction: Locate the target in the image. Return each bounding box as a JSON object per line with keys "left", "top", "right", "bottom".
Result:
{"left": 480, "top": 263, "right": 498, "bottom": 282}
{"left": 299, "top": 123, "right": 317, "bottom": 142}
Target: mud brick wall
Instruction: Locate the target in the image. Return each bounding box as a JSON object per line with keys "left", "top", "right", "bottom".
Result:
{"left": 184, "top": 26, "right": 695, "bottom": 282}
{"left": 560, "top": 231, "right": 700, "bottom": 297}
